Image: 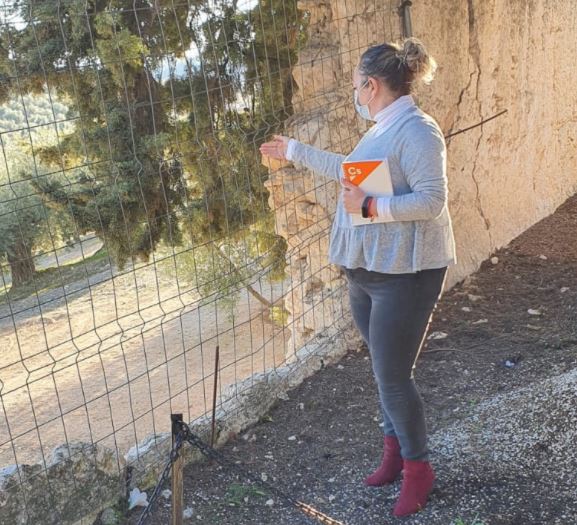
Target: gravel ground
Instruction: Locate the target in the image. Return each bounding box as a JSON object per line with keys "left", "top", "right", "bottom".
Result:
{"left": 125, "top": 193, "right": 577, "bottom": 525}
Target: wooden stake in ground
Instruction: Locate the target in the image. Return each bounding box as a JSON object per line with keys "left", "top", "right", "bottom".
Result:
{"left": 171, "top": 413, "right": 184, "bottom": 525}
{"left": 211, "top": 345, "right": 220, "bottom": 448}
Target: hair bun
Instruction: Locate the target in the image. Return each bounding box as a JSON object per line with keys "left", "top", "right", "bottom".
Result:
{"left": 399, "top": 37, "right": 437, "bottom": 85}
{"left": 358, "top": 38, "right": 437, "bottom": 95}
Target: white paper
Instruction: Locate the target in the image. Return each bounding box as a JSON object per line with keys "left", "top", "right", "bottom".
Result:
{"left": 342, "top": 158, "right": 394, "bottom": 226}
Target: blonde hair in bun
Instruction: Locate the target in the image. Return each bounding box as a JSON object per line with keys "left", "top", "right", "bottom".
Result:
{"left": 399, "top": 37, "right": 437, "bottom": 85}
{"left": 358, "top": 37, "right": 437, "bottom": 94}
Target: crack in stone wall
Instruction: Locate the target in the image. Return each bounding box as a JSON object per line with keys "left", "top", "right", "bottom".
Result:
{"left": 466, "top": 0, "right": 493, "bottom": 248}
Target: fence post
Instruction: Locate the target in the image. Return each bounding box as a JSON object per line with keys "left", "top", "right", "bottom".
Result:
{"left": 171, "top": 413, "right": 184, "bottom": 525}
{"left": 210, "top": 345, "right": 220, "bottom": 447}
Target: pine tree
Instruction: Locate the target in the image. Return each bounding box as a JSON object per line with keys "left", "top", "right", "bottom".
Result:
{"left": 164, "top": 0, "right": 303, "bottom": 317}
{"left": 0, "top": 0, "right": 195, "bottom": 269}
{"left": 0, "top": 0, "right": 304, "bottom": 311}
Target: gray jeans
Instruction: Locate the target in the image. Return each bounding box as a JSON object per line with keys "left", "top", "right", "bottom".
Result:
{"left": 344, "top": 265, "right": 448, "bottom": 461}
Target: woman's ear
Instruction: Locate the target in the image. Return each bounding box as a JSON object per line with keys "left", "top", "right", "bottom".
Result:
{"left": 367, "top": 76, "right": 378, "bottom": 95}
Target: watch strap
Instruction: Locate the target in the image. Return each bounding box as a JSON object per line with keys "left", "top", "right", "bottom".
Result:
{"left": 361, "top": 196, "right": 372, "bottom": 218}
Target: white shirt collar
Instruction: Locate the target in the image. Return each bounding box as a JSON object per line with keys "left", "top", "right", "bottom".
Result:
{"left": 371, "top": 94, "right": 415, "bottom": 125}
{"left": 366, "top": 94, "right": 416, "bottom": 138}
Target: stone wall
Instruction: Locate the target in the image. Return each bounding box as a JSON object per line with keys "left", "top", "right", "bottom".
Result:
{"left": 413, "top": 0, "right": 577, "bottom": 284}
{"left": 264, "top": 0, "right": 577, "bottom": 353}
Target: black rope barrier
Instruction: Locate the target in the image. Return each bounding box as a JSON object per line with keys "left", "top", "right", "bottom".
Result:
{"left": 136, "top": 418, "right": 346, "bottom": 525}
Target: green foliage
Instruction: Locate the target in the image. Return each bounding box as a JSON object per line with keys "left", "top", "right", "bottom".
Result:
{"left": 0, "top": 0, "right": 192, "bottom": 269}
{"left": 92, "top": 10, "right": 152, "bottom": 90}
{"left": 269, "top": 305, "right": 289, "bottom": 326}
{"left": 0, "top": 93, "right": 77, "bottom": 287}
{"left": 454, "top": 515, "right": 486, "bottom": 525}
{"left": 223, "top": 483, "right": 267, "bottom": 506}
{"left": 162, "top": 221, "right": 287, "bottom": 322}
{"left": 0, "top": 0, "right": 304, "bottom": 302}
{"left": 163, "top": 0, "right": 301, "bottom": 309}
{"left": 176, "top": 0, "right": 303, "bottom": 241}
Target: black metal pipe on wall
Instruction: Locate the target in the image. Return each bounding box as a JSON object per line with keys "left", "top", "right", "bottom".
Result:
{"left": 399, "top": 0, "right": 413, "bottom": 38}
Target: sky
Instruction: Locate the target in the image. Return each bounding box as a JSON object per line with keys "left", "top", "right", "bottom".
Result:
{"left": 1, "top": 1, "right": 260, "bottom": 84}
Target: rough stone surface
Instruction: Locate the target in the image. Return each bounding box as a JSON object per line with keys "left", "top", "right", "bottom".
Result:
{"left": 98, "top": 507, "right": 122, "bottom": 525}
{"left": 264, "top": 0, "right": 388, "bottom": 353}
{"left": 264, "top": 0, "right": 577, "bottom": 354}
{"left": 412, "top": 0, "right": 577, "bottom": 287}
{"left": 0, "top": 443, "right": 124, "bottom": 525}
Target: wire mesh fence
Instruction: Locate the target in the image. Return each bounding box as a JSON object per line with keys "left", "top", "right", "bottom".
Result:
{"left": 0, "top": 0, "right": 403, "bottom": 522}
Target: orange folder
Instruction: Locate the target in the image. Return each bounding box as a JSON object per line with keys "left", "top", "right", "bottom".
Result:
{"left": 342, "top": 158, "right": 393, "bottom": 225}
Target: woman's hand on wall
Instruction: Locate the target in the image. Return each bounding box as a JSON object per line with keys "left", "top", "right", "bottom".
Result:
{"left": 341, "top": 178, "right": 367, "bottom": 214}
{"left": 260, "top": 135, "right": 290, "bottom": 160}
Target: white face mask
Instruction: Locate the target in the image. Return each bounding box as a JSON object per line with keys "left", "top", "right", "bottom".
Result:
{"left": 353, "top": 79, "right": 375, "bottom": 121}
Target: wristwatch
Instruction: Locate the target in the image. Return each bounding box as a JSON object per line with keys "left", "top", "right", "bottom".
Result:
{"left": 361, "top": 196, "right": 373, "bottom": 219}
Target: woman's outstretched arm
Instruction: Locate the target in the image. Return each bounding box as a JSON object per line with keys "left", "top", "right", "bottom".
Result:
{"left": 260, "top": 135, "right": 345, "bottom": 182}
{"left": 287, "top": 139, "right": 346, "bottom": 182}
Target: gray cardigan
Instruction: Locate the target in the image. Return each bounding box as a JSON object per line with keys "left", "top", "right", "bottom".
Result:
{"left": 289, "top": 105, "right": 457, "bottom": 273}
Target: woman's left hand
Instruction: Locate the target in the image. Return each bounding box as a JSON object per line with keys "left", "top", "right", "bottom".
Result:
{"left": 341, "top": 177, "right": 367, "bottom": 214}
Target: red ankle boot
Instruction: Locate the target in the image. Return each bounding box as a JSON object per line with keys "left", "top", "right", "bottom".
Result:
{"left": 364, "top": 435, "right": 403, "bottom": 486}
{"left": 393, "top": 459, "right": 435, "bottom": 517}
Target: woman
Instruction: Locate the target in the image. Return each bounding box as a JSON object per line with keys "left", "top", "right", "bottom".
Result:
{"left": 260, "top": 37, "right": 457, "bottom": 517}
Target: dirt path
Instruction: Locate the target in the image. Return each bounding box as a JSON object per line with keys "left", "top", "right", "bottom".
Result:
{"left": 0, "top": 253, "right": 291, "bottom": 466}
{"left": 126, "top": 193, "right": 577, "bottom": 525}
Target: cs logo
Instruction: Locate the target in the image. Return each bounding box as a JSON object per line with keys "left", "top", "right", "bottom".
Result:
{"left": 347, "top": 166, "right": 362, "bottom": 180}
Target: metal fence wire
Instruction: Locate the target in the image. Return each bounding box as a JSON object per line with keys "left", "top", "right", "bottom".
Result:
{"left": 0, "top": 0, "right": 404, "bottom": 523}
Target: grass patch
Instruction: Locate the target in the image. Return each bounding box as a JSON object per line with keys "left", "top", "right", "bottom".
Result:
{"left": 0, "top": 247, "right": 110, "bottom": 305}
{"left": 222, "top": 483, "right": 268, "bottom": 507}
{"left": 454, "top": 515, "right": 486, "bottom": 525}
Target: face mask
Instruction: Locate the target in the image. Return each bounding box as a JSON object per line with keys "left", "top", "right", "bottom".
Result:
{"left": 353, "top": 79, "right": 375, "bottom": 121}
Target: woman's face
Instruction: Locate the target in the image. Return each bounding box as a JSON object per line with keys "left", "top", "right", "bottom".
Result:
{"left": 352, "top": 65, "right": 372, "bottom": 106}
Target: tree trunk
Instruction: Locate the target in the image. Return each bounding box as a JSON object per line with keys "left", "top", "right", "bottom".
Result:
{"left": 216, "top": 243, "right": 279, "bottom": 309}
{"left": 245, "top": 281, "right": 274, "bottom": 309}
{"left": 7, "top": 240, "right": 35, "bottom": 288}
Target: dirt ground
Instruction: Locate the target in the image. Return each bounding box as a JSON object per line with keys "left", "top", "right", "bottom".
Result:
{"left": 0, "top": 246, "right": 290, "bottom": 466}
{"left": 126, "top": 193, "right": 577, "bottom": 525}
